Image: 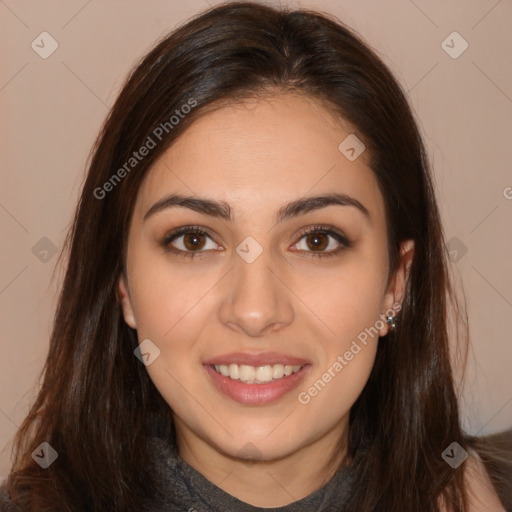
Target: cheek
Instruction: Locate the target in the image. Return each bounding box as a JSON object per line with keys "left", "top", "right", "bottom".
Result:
{"left": 292, "top": 253, "right": 386, "bottom": 416}
{"left": 126, "top": 255, "right": 218, "bottom": 424}
{"left": 128, "top": 250, "right": 220, "bottom": 341}
{"left": 295, "top": 340, "right": 378, "bottom": 445}
{"left": 126, "top": 248, "right": 224, "bottom": 399}
{"left": 294, "top": 253, "right": 387, "bottom": 344}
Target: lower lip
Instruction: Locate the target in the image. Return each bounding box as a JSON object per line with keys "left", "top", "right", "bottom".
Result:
{"left": 204, "top": 364, "right": 311, "bottom": 405}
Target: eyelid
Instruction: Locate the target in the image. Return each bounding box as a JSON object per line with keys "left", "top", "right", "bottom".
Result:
{"left": 295, "top": 224, "right": 351, "bottom": 246}
{"left": 160, "top": 223, "right": 351, "bottom": 258}
{"left": 162, "top": 225, "right": 219, "bottom": 244}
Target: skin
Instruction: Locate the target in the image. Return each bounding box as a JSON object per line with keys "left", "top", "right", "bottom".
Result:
{"left": 117, "top": 93, "right": 502, "bottom": 509}
{"left": 463, "top": 455, "right": 506, "bottom": 511}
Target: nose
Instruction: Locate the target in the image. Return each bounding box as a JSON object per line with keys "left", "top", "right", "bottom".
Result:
{"left": 218, "top": 250, "right": 294, "bottom": 338}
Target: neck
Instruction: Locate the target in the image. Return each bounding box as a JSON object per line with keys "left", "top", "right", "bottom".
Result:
{"left": 175, "top": 419, "right": 349, "bottom": 508}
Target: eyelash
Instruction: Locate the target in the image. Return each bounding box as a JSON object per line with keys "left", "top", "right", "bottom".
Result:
{"left": 160, "top": 224, "right": 352, "bottom": 260}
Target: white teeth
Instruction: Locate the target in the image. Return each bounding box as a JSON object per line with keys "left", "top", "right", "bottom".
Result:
{"left": 255, "top": 365, "right": 273, "bottom": 382}
{"left": 213, "top": 363, "right": 303, "bottom": 383}
{"left": 228, "top": 363, "right": 240, "bottom": 380}
{"left": 239, "top": 365, "right": 256, "bottom": 381}
{"left": 272, "top": 364, "right": 284, "bottom": 379}
{"left": 214, "top": 364, "right": 230, "bottom": 377}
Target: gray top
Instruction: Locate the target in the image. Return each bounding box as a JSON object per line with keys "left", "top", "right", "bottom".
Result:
{"left": 0, "top": 437, "right": 354, "bottom": 511}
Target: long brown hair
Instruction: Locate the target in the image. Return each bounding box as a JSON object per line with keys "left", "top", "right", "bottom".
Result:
{"left": 5, "top": 2, "right": 509, "bottom": 510}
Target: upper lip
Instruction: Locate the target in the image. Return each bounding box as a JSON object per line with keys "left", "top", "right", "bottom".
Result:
{"left": 203, "top": 351, "right": 310, "bottom": 367}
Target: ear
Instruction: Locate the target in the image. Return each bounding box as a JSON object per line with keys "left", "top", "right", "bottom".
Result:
{"left": 117, "top": 274, "right": 137, "bottom": 329}
{"left": 379, "top": 239, "right": 414, "bottom": 336}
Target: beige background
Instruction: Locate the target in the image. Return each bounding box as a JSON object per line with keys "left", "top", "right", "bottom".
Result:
{"left": 1, "top": 0, "right": 511, "bottom": 478}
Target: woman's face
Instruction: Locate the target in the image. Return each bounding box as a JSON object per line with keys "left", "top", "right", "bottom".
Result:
{"left": 119, "top": 93, "right": 412, "bottom": 464}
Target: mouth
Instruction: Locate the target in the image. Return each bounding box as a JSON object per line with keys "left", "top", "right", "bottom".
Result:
{"left": 211, "top": 362, "right": 303, "bottom": 383}
{"left": 202, "top": 353, "right": 311, "bottom": 405}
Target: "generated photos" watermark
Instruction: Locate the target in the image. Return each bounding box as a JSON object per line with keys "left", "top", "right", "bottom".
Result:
{"left": 298, "top": 302, "right": 402, "bottom": 405}
{"left": 94, "top": 98, "right": 197, "bottom": 200}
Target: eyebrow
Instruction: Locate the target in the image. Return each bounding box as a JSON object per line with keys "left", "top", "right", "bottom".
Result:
{"left": 143, "top": 192, "right": 371, "bottom": 224}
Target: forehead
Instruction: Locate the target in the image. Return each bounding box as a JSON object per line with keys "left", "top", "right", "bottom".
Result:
{"left": 134, "top": 93, "right": 385, "bottom": 222}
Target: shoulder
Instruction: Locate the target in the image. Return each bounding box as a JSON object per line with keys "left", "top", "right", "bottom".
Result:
{"left": 0, "top": 481, "right": 21, "bottom": 512}
{"left": 452, "top": 451, "right": 505, "bottom": 512}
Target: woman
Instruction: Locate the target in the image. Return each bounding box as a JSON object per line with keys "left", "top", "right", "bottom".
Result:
{"left": 1, "top": 2, "right": 510, "bottom": 510}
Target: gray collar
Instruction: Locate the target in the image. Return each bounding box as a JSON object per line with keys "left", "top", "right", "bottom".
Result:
{"left": 145, "top": 436, "right": 354, "bottom": 512}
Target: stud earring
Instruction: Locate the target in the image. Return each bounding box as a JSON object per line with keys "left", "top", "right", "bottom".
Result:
{"left": 385, "top": 314, "right": 397, "bottom": 331}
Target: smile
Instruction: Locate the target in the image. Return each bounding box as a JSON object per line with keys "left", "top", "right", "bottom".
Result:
{"left": 203, "top": 357, "right": 311, "bottom": 405}
{"left": 212, "top": 363, "right": 303, "bottom": 383}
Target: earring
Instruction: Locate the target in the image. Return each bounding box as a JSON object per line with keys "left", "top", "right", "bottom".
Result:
{"left": 386, "top": 314, "right": 397, "bottom": 331}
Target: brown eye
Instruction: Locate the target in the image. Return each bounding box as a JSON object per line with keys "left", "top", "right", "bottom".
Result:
{"left": 182, "top": 232, "right": 207, "bottom": 251}
{"left": 291, "top": 226, "right": 351, "bottom": 258}
{"left": 164, "top": 228, "right": 219, "bottom": 256}
{"left": 305, "top": 233, "right": 329, "bottom": 251}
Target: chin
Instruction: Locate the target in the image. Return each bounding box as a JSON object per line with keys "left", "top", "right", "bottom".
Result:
{"left": 208, "top": 427, "right": 309, "bottom": 463}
